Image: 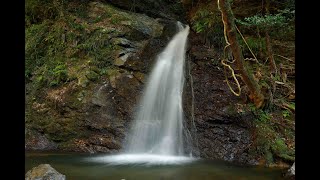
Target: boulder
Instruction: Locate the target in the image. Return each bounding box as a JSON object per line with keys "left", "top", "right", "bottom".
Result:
{"left": 285, "top": 162, "right": 295, "bottom": 179}
{"left": 25, "top": 164, "right": 66, "bottom": 180}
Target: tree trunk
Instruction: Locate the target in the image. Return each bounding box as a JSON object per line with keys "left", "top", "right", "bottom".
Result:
{"left": 265, "top": 31, "right": 277, "bottom": 74}
{"left": 265, "top": 0, "right": 277, "bottom": 74}
{"left": 218, "top": 0, "right": 265, "bottom": 108}
{"left": 257, "top": 27, "right": 263, "bottom": 59}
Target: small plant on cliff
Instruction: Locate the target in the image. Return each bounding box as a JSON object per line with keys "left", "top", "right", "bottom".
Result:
{"left": 191, "top": 5, "right": 225, "bottom": 48}
{"left": 191, "top": 8, "right": 214, "bottom": 33}
{"left": 49, "top": 62, "right": 69, "bottom": 86}
{"left": 26, "top": 0, "right": 65, "bottom": 26}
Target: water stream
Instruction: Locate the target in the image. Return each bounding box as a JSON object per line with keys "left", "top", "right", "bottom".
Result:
{"left": 89, "top": 22, "right": 194, "bottom": 165}
{"left": 124, "top": 22, "right": 189, "bottom": 156}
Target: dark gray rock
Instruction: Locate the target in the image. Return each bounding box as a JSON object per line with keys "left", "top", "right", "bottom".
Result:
{"left": 123, "top": 20, "right": 180, "bottom": 73}
{"left": 25, "top": 128, "right": 58, "bottom": 151}
{"left": 182, "top": 34, "right": 257, "bottom": 164}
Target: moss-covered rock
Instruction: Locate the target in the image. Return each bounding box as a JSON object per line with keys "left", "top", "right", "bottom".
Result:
{"left": 248, "top": 108, "right": 295, "bottom": 166}
{"left": 85, "top": 70, "right": 99, "bottom": 81}
{"left": 25, "top": 0, "right": 166, "bottom": 154}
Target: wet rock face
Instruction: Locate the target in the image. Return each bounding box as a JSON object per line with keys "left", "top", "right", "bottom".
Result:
{"left": 123, "top": 20, "right": 180, "bottom": 73}
{"left": 25, "top": 128, "right": 58, "bottom": 151}
{"left": 183, "top": 33, "right": 256, "bottom": 164}
{"left": 26, "top": 1, "right": 179, "bottom": 154}
{"left": 25, "top": 164, "right": 66, "bottom": 180}
{"left": 80, "top": 22, "right": 180, "bottom": 152}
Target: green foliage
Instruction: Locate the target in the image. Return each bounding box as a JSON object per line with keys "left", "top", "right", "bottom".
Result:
{"left": 65, "top": 0, "right": 90, "bottom": 19}
{"left": 249, "top": 100, "right": 295, "bottom": 164}
{"left": 253, "top": 119, "right": 295, "bottom": 164}
{"left": 282, "top": 110, "right": 290, "bottom": 118}
{"left": 236, "top": 9, "right": 294, "bottom": 30}
{"left": 25, "top": 0, "right": 60, "bottom": 25}
{"left": 77, "top": 29, "right": 116, "bottom": 68}
{"left": 271, "top": 137, "right": 295, "bottom": 162}
{"left": 45, "top": 27, "right": 66, "bottom": 57}
{"left": 67, "top": 19, "right": 86, "bottom": 32}
{"left": 239, "top": 36, "right": 266, "bottom": 57}
{"left": 258, "top": 110, "right": 271, "bottom": 122}
{"left": 191, "top": 8, "right": 214, "bottom": 33}
{"left": 25, "top": 21, "right": 50, "bottom": 78}
{"left": 249, "top": 103, "right": 271, "bottom": 122}
{"left": 190, "top": 6, "right": 225, "bottom": 49}
{"left": 34, "top": 61, "right": 69, "bottom": 88}
{"left": 91, "top": 14, "right": 111, "bottom": 23}
{"left": 287, "top": 102, "right": 295, "bottom": 111}
{"left": 26, "top": 20, "right": 67, "bottom": 79}
{"left": 49, "top": 62, "right": 69, "bottom": 86}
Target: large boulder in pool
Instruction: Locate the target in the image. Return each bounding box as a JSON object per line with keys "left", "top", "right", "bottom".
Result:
{"left": 25, "top": 164, "right": 66, "bottom": 180}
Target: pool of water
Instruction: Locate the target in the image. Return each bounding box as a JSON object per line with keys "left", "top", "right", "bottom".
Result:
{"left": 25, "top": 152, "right": 286, "bottom": 180}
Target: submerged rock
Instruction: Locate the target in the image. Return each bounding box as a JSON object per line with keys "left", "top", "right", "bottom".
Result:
{"left": 25, "top": 164, "right": 66, "bottom": 180}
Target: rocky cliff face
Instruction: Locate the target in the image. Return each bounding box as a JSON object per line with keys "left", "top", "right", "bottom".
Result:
{"left": 25, "top": 0, "right": 294, "bottom": 166}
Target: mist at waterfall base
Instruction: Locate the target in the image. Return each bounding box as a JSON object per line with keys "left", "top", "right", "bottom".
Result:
{"left": 88, "top": 22, "right": 195, "bottom": 165}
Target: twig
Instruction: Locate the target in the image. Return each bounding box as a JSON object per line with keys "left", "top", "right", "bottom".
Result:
{"left": 235, "top": 25, "right": 260, "bottom": 64}
{"left": 274, "top": 54, "right": 294, "bottom": 62}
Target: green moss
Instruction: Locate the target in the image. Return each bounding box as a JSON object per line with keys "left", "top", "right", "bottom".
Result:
{"left": 26, "top": 19, "right": 69, "bottom": 82}
{"left": 92, "top": 14, "right": 112, "bottom": 23}
{"left": 25, "top": 0, "right": 59, "bottom": 25}
{"left": 271, "top": 138, "right": 295, "bottom": 162}
{"left": 45, "top": 118, "right": 78, "bottom": 142}
{"left": 251, "top": 108, "right": 295, "bottom": 165}
{"left": 76, "top": 29, "right": 117, "bottom": 68}
{"left": 25, "top": 21, "right": 50, "bottom": 78}
{"left": 265, "top": 150, "right": 274, "bottom": 164}
{"left": 66, "top": 1, "right": 89, "bottom": 19}
{"left": 85, "top": 70, "right": 99, "bottom": 81}
{"left": 106, "top": 69, "right": 121, "bottom": 77}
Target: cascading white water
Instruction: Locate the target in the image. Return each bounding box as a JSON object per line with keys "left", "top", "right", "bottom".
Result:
{"left": 124, "top": 22, "right": 189, "bottom": 156}
{"left": 88, "top": 22, "right": 194, "bottom": 165}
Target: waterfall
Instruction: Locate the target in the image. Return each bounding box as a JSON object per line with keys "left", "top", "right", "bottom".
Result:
{"left": 124, "top": 22, "right": 190, "bottom": 156}
{"left": 88, "top": 22, "right": 195, "bottom": 165}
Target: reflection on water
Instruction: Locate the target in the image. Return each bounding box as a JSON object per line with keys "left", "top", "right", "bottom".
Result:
{"left": 25, "top": 152, "right": 285, "bottom": 180}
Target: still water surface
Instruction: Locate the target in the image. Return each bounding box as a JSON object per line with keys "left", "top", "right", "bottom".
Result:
{"left": 25, "top": 152, "right": 285, "bottom": 180}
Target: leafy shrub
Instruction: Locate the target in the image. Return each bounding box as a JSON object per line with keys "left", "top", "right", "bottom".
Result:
{"left": 191, "top": 7, "right": 225, "bottom": 48}
{"left": 49, "top": 62, "right": 69, "bottom": 86}
{"left": 25, "top": 0, "right": 60, "bottom": 25}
